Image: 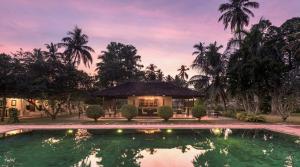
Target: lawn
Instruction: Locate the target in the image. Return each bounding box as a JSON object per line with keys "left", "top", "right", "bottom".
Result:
{"left": 261, "top": 113, "right": 300, "bottom": 124}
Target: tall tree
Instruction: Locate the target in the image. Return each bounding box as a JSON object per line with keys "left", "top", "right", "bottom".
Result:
{"left": 44, "top": 42, "right": 63, "bottom": 62}
{"left": 59, "top": 26, "right": 94, "bottom": 67}
{"left": 156, "top": 69, "right": 164, "bottom": 81}
{"left": 145, "top": 64, "right": 158, "bottom": 81}
{"left": 177, "top": 65, "right": 189, "bottom": 81}
{"left": 0, "top": 54, "right": 18, "bottom": 121}
{"left": 96, "top": 42, "right": 143, "bottom": 87}
{"left": 191, "top": 42, "right": 227, "bottom": 109}
{"left": 218, "top": 0, "right": 259, "bottom": 45}
{"left": 227, "top": 19, "right": 289, "bottom": 114}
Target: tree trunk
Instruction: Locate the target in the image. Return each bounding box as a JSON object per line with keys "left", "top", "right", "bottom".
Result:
{"left": 221, "top": 94, "right": 227, "bottom": 111}
{"left": 51, "top": 114, "right": 56, "bottom": 120}
{"left": 1, "top": 95, "right": 7, "bottom": 122}
{"left": 67, "top": 94, "right": 72, "bottom": 115}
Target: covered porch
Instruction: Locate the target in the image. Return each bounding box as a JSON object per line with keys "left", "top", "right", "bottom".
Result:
{"left": 96, "top": 81, "right": 202, "bottom": 118}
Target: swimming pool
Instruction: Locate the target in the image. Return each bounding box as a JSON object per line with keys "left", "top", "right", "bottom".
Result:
{"left": 0, "top": 129, "right": 299, "bottom": 167}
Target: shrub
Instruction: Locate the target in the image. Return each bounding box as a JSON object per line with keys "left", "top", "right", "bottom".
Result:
{"left": 8, "top": 108, "right": 20, "bottom": 123}
{"left": 86, "top": 105, "right": 105, "bottom": 122}
{"left": 215, "top": 105, "right": 224, "bottom": 111}
{"left": 222, "top": 109, "right": 236, "bottom": 118}
{"left": 192, "top": 105, "right": 206, "bottom": 120}
{"left": 158, "top": 106, "right": 173, "bottom": 121}
{"left": 121, "top": 104, "right": 138, "bottom": 121}
{"left": 293, "top": 108, "right": 300, "bottom": 113}
{"left": 236, "top": 112, "right": 247, "bottom": 120}
{"left": 236, "top": 112, "right": 265, "bottom": 122}
{"left": 194, "top": 99, "right": 204, "bottom": 106}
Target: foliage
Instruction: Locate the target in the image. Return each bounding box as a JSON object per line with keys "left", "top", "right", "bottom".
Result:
{"left": 236, "top": 112, "right": 265, "bottom": 122}
{"left": 0, "top": 53, "right": 21, "bottom": 121}
{"left": 218, "top": 0, "right": 259, "bottom": 44}
{"left": 190, "top": 42, "right": 227, "bottom": 109}
{"left": 191, "top": 105, "right": 206, "bottom": 120}
{"left": 86, "top": 105, "right": 105, "bottom": 122}
{"left": 177, "top": 65, "right": 189, "bottom": 80}
{"left": 120, "top": 104, "right": 138, "bottom": 121}
{"left": 96, "top": 42, "right": 144, "bottom": 87}
{"left": 158, "top": 106, "right": 173, "bottom": 121}
{"left": 222, "top": 109, "right": 236, "bottom": 118}
{"left": 59, "top": 26, "right": 94, "bottom": 67}
{"left": 8, "top": 108, "right": 20, "bottom": 123}
{"left": 8, "top": 27, "right": 95, "bottom": 120}
{"left": 227, "top": 18, "right": 300, "bottom": 116}
{"left": 294, "top": 108, "right": 300, "bottom": 113}
{"left": 214, "top": 105, "right": 224, "bottom": 111}
{"left": 144, "top": 64, "right": 165, "bottom": 81}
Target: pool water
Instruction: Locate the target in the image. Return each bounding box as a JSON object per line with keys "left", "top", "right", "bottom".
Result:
{"left": 0, "top": 129, "right": 299, "bottom": 167}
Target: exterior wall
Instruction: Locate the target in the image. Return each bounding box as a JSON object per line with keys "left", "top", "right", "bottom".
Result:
{"left": 128, "top": 96, "right": 172, "bottom": 107}
{"left": 0, "top": 98, "right": 43, "bottom": 117}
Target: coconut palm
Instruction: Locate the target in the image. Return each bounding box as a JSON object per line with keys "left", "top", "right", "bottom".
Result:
{"left": 191, "top": 42, "right": 227, "bottom": 109}
{"left": 177, "top": 65, "right": 189, "bottom": 80}
{"left": 165, "top": 75, "right": 174, "bottom": 82}
{"left": 218, "top": 0, "right": 259, "bottom": 44}
{"left": 192, "top": 42, "right": 206, "bottom": 69}
{"left": 145, "top": 64, "right": 158, "bottom": 81}
{"left": 156, "top": 69, "right": 164, "bottom": 81}
{"left": 44, "top": 43, "right": 63, "bottom": 62}
{"left": 59, "top": 26, "right": 94, "bottom": 67}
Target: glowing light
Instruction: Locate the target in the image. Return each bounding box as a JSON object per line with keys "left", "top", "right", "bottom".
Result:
{"left": 5, "top": 129, "right": 23, "bottom": 137}
{"left": 67, "top": 129, "right": 74, "bottom": 134}
{"left": 224, "top": 128, "right": 232, "bottom": 140}
{"left": 44, "top": 137, "right": 61, "bottom": 144}
{"left": 211, "top": 128, "right": 222, "bottom": 136}
{"left": 75, "top": 129, "right": 91, "bottom": 142}
{"left": 166, "top": 129, "right": 172, "bottom": 133}
{"left": 138, "top": 129, "right": 161, "bottom": 134}
{"left": 117, "top": 129, "right": 123, "bottom": 133}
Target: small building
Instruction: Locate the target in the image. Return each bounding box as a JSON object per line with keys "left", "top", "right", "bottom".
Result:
{"left": 0, "top": 98, "right": 43, "bottom": 118}
{"left": 96, "top": 81, "right": 201, "bottom": 116}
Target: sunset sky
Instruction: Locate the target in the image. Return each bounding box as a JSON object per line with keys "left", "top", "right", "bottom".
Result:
{"left": 0, "top": 0, "right": 299, "bottom": 77}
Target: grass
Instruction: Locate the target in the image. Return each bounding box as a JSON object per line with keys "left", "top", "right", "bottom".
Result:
{"left": 261, "top": 113, "right": 300, "bottom": 124}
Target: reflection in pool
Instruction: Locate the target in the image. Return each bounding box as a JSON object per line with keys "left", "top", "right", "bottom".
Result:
{"left": 0, "top": 129, "right": 299, "bottom": 167}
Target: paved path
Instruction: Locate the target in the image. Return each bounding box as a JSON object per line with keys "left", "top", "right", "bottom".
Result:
{"left": 1, "top": 124, "right": 300, "bottom": 137}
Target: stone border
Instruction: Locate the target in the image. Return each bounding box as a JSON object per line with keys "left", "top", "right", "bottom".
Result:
{"left": 1, "top": 124, "right": 300, "bottom": 137}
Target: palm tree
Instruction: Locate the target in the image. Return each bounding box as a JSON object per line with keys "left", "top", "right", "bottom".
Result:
{"left": 218, "top": 0, "right": 259, "bottom": 44}
{"left": 145, "top": 64, "right": 158, "bottom": 81}
{"left": 192, "top": 42, "right": 206, "bottom": 71}
{"left": 177, "top": 65, "right": 189, "bottom": 80}
{"left": 44, "top": 43, "right": 63, "bottom": 62}
{"left": 156, "top": 69, "right": 164, "bottom": 81}
{"left": 165, "top": 75, "right": 174, "bottom": 82}
{"left": 191, "top": 42, "right": 227, "bottom": 109}
{"left": 59, "top": 26, "right": 94, "bottom": 67}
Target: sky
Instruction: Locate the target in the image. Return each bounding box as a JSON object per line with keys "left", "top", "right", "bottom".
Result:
{"left": 0, "top": 0, "right": 299, "bottom": 77}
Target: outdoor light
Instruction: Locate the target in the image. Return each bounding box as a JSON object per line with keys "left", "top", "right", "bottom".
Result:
{"left": 67, "top": 129, "right": 74, "bottom": 134}
{"left": 211, "top": 128, "right": 223, "bottom": 136}
{"left": 5, "top": 129, "right": 23, "bottom": 137}
{"left": 117, "top": 129, "right": 123, "bottom": 133}
{"left": 166, "top": 129, "right": 172, "bottom": 133}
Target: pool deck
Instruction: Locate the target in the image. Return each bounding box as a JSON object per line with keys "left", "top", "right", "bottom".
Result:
{"left": 1, "top": 124, "right": 300, "bottom": 137}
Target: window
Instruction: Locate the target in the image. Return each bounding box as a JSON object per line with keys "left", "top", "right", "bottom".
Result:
{"left": 11, "top": 100, "right": 16, "bottom": 106}
{"left": 139, "top": 99, "right": 158, "bottom": 107}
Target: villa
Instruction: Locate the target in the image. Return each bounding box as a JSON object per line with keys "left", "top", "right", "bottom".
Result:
{"left": 0, "top": 98, "right": 44, "bottom": 118}
{"left": 96, "top": 81, "right": 201, "bottom": 116}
